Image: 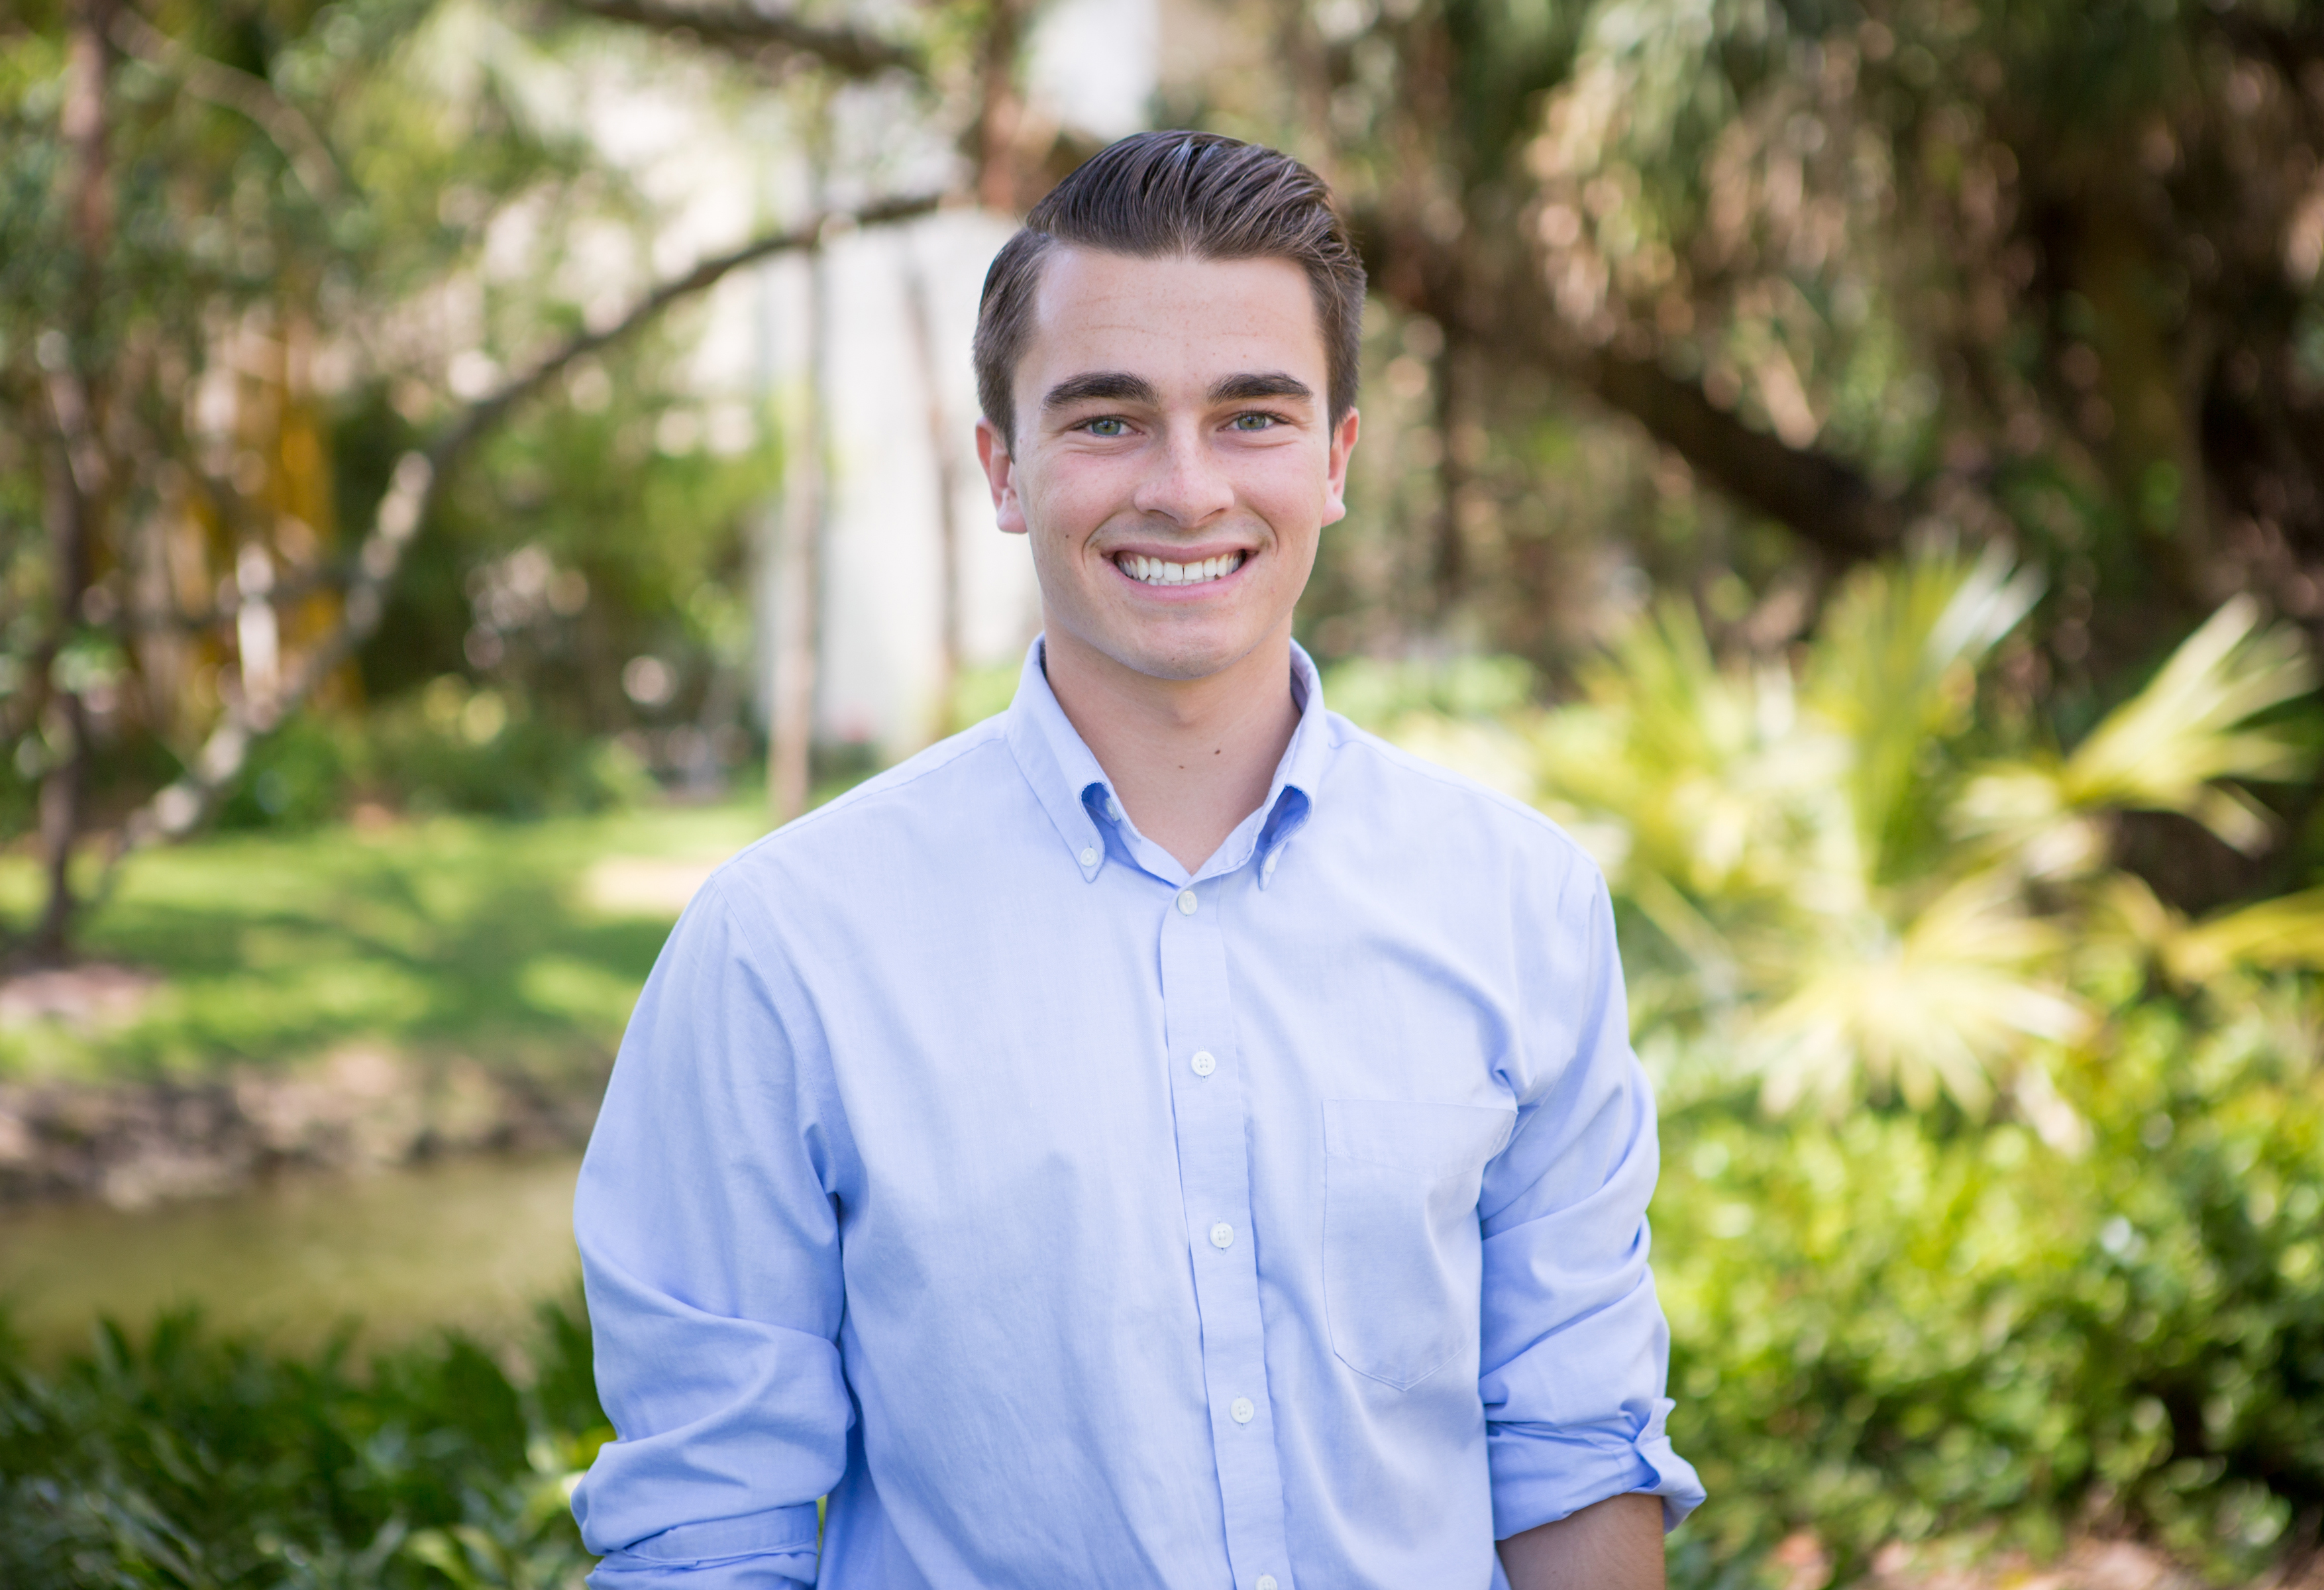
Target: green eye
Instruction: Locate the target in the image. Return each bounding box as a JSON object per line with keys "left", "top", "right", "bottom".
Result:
{"left": 1085, "top": 417, "right": 1127, "bottom": 437}
{"left": 1232, "top": 412, "right": 1278, "bottom": 431}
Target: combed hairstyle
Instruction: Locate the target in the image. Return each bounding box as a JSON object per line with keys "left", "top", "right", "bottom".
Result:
{"left": 972, "top": 131, "right": 1365, "bottom": 450}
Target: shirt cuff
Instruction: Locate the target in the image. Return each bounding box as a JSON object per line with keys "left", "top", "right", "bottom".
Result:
{"left": 584, "top": 1508, "right": 819, "bottom": 1590}
{"left": 588, "top": 1550, "right": 815, "bottom": 1590}
{"left": 1488, "top": 1398, "right": 1707, "bottom": 1538}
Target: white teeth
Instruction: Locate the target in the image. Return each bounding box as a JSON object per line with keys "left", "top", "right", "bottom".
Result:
{"left": 1120, "top": 552, "right": 1243, "bottom": 586}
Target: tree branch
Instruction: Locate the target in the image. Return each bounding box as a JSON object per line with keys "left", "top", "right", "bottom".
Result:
{"left": 1353, "top": 189, "right": 1907, "bottom": 566}
{"left": 1418, "top": 246, "right": 1905, "bottom": 563}
{"left": 109, "top": 5, "right": 347, "bottom": 203}
{"left": 431, "top": 190, "right": 943, "bottom": 461}
{"left": 564, "top": 0, "right": 924, "bottom": 80}
{"left": 1575, "top": 344, "right": 1904, "bottom": 561}
{"left": 105, "top": 191, "right": 947, "bottom": 861}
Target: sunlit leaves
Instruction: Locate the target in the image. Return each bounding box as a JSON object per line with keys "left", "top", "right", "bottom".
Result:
{"left": 2098, "top": 873, "right": 2324, "bottom": 992}
{"left": 1959, "top": 596, "right": 2317, "bottom": 881}
{"left": 1742, "top": 872, "right": 2085, "bottom": 1115}
{"left": 1353, "top": 547, "right": 2321, "bottom": 1117}
{"left": 1805, "top": 541, "right": 2042, "bottom": 881}
{"left": 2052, "top": 598, "right": 2311, "bottom": 845}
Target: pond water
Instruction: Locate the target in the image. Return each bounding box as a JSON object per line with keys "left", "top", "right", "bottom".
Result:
{"left": 0, "top": 1150, "right": 585, "bottom": 1356}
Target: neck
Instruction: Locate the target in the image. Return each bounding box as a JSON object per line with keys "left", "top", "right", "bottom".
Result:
{"left": 1042, "top": 622, "right": 1301, "bottom": 875}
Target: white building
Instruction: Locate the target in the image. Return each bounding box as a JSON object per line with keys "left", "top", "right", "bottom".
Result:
{"left": 747, "top": 0, "right": 1164, "bottom": 763}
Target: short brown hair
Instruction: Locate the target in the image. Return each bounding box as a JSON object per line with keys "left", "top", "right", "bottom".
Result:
{"left": 973, "top": 131, "right": 1365, "bottom": 450}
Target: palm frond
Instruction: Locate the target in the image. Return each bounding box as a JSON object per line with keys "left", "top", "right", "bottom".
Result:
{"left": 2059, "top": 598, "right": 2314, "bottom": 850}
{"left": 2100, "top": 874, "right": 2324, "bottom": 985}
{"left": 1744, "top": 872, "right": 2086, "bottom": 1114}
{"left": 1372, "top": 555, "right": 2317, "bottom": 1122}
{"left": 1807, "top": 543, "right": 2043, "bottom": 880}
{"left": 1539, "top": 600, "right": 1842, "bottom": 906}
{"left": 1958, "top": 598, "right": 2316, "bottom": 864}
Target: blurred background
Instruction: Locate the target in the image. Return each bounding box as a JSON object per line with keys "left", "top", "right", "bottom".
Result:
{"left": 6, "top": 0, "right": 2324, "bottom": 1584}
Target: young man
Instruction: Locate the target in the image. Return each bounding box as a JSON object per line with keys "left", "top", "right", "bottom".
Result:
{"left": 572, "top": 131, "right": 1701, "bottom": 1589}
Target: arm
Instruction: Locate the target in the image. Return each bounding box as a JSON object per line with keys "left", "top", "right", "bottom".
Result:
{"left": 570, "top": 878, "right": 852, "bottom": 1589}
{"left": 1479, "top": 867, "right": 1705, "bottom": 1548}
{"left": 1499, "top": 1493, "right": 1666, "bottom": 1589}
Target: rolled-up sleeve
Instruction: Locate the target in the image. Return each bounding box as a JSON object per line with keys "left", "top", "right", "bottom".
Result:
{"left": 1478, "top": 867, "right": 1705, "bottom": 1538}
{"left": 571, "top": 874, "right": 851, "bottom": 1588}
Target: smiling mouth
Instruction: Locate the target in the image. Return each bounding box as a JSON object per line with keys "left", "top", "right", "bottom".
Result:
{"left": 1114, "top": 551, "right": 1248, "bottom": 587}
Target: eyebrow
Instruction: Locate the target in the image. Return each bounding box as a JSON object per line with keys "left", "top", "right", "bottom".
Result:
{"left": 1041, "top": 372, "right": 1161, "bottom": 410}
{"left": 1208, "top": 371, "right": 1314, "bottom": 405}
{"left": 1038, "top": 369, "right": 1319, "bottom": 413}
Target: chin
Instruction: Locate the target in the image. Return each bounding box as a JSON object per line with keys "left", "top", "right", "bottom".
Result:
{"left": 1112, "top": 630, "right": 1265, "bottom": 684}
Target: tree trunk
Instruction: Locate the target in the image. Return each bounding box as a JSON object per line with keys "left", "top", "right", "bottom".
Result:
{"left": 1430, "top": 331, "right": 1469, "bottom": 620}
{"left": 30, "top": 442, "right": 95, "bottom": 963}
{"left": 769, "top": 236, "right": 829, "bottom": 823}
{"left": 974, "top": 0, "right": 1031, "bottom": 213}
{"left": 902, "top": 242, "right": 964, "bottom": 737}
{"left": 23, "top": 0, "right": 116, "bottom": 966}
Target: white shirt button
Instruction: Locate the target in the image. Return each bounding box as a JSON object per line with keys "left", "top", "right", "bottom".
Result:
{"left": 1190, "top": 1051, "right": 1216, "bottom": 1077}
{"left": 1256, "top": 1577, "right": 1279, "bottom": 1590}
{"left": 1106, "top": 794, "right": 1124, "bottom": 822}
{"left": 1078, "top": 847, "right": 1098, "bottom": 867}
{"left": 1209, "top": 1222, "right": 1234, "bottom": 1249}
{"left": 1230, "top": 1397, "right": 1255, "bottom": 1424}
{"left": 1263, "top": 853, "right": 1279, "bottom": 878}
{"left": 1176, "top": 888, "right": 1198, "bottom": 915}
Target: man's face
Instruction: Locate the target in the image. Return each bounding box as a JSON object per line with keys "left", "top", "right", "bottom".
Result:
{"left": 976, "top": 248, "right": 1359, "bottom": 686}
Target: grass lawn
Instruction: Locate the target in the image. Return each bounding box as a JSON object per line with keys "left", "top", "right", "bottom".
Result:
{"left": 0, "top": 800, "right": 776, "bottom": 1084}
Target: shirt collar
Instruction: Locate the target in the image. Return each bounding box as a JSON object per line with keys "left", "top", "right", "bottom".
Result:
{"left": 1002, "top": 634, "right": 1331, "bottom": 885}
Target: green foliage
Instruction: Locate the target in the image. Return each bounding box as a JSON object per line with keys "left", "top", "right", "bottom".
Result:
{"left": 946, "top": 661, "right": 1022, "bottom": 732}
{"left": 1375, "top": 547, "right": 2324, "bottom": 1116}
{"left": 0, "top": 1297, "right": 607, "bottom": 1588}
{"left": 0, "top": 0, "right": 782, "bottom": 949}
{"left": 1659, "top": 999, "right": 2324, "bottom": 1585}
{"left": 219, "top": 686, "right": 655, "bottom": 831}
{"left": 360, "top": 350, "right": 780, "bottom": 763}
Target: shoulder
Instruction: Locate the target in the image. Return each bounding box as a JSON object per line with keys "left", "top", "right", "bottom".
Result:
{"left": 702, "top": 716, "right": 1025, "bottom": 903}
{"left": 1317, "top": 712, "right": 1607, "bottom": 894}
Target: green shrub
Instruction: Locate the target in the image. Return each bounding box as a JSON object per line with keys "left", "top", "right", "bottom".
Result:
{"left": 220, "top": 682, "right": 655, "bottom": 830}
{"left": 1658, "top": 996, "right": 2324, "bottom": 1585}
{"left": 0, "top": 1298, "right": 606, "bottom": 1588}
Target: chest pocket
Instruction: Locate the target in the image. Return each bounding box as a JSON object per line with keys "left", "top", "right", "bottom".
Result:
{"left": 1322, "top": 1098, "right": 1517, "bottom": 1391}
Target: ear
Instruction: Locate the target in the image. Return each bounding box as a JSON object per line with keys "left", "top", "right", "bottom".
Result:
{"left": 975, "top": 417, "right": 1028, "bottom": 535}
{"left": 1320, "top": 407, "right": 1360, "bottom": 528}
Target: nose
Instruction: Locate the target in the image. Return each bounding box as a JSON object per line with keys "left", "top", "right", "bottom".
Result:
{"left": 1129, "top": 425, "right": 1235, "bottom": 527}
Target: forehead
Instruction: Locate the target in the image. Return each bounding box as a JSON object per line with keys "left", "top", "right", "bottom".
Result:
{"left": 1022, "top": 248, "right": 1326, "bottom": 388}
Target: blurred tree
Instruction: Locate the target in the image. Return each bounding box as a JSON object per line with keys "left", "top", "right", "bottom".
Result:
{"left": 1222, "top": 2, "right": 2324, "bottom": 794}
{"left": 0, "top": 0, "right": 944, "bottom": 962}
{"left": 20, "top": 0, "right": 2324, "bottom": 955}
{"left": 1218, "top": 1, "right": 2324, "bottom": 683}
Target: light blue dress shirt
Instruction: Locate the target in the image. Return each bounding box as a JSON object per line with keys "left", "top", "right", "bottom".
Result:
{"left": 573, "top": 637, "right": 1703, "bottom": 1589}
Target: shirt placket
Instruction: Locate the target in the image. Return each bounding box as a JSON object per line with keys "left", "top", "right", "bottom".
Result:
{"left": 1159, "top": 873, "right": 1294, "bottom": 1590}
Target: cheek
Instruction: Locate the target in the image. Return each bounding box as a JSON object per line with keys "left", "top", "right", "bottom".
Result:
{"left": 1240, "top": 454, "right": 1334, "bottom": 535}
{"left": 1028, "top": 460, "right": 1133, "bottom": 538}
